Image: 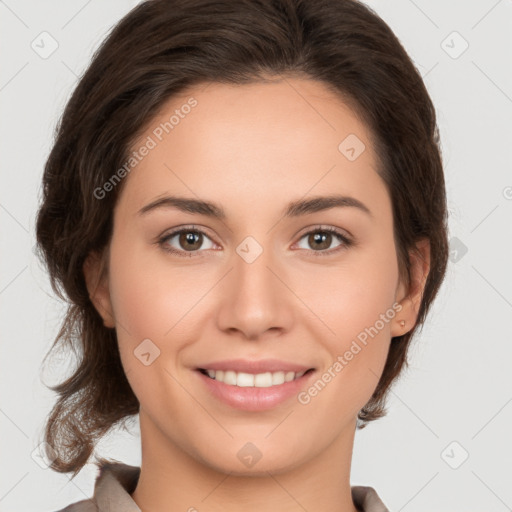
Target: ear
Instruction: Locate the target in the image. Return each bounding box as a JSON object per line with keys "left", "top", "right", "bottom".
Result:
{"left": 83, "top": 250, "right": 115, "bottom": 328}
{"left": 391, "top": 238, "right": 430, "bottom": 337}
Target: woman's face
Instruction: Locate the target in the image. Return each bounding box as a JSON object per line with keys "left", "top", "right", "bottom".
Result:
{"left": 88, "top": 77, "right": 415, "bottom": 475}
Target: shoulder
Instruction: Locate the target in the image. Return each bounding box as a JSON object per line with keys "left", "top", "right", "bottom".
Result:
{"left": 351, "top": 485, "right": 390, "bottom": 512}
{"left": 52, "top": 462, "right": 141, "bottom": 512}
{"left": 53, "top": 499, "right": 97, "bottom": 512}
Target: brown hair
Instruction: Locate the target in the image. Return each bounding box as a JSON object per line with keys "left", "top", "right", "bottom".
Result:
{"left": 35, "top": 0, "right": 448, "bottom": 476}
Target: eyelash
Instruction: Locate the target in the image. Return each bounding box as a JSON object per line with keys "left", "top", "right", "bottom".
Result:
{"left": 157, "top": 225, "right": 353, "bottom": 258}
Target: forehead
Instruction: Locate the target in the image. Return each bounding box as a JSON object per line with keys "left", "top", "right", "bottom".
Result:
{"left": 117, "top": 77, "right": 388, "bottom": 219}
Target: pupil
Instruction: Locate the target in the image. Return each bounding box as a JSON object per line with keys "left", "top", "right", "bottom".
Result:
{"left": 311, "top": 232, "right": 330, "bottom": 250}
{"left": 181, "top": 232, "right": 201, "bottom": 250}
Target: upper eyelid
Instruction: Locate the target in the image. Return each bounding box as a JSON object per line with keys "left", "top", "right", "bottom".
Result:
{"left": 295, "top": 224, "right": 352, "bottom": 240}
{"left": 160, "top": 225, "right": 218, "bottom": 244}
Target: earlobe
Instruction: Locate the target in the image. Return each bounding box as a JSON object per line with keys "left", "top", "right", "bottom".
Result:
{"left": 391, "top": 238, "right": 431, "bottom": 338}
{"left": 83, "top": 250, "right": 115, "bottom": 328}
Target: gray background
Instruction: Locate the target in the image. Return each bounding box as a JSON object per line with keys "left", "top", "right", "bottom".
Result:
{"left": 1, "top": 1, "right": 511, "bottom": 511}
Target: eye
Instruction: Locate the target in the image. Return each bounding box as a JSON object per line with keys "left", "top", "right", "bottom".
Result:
{"left": 158, "top": 226, "right": 216, "bottom": 257}
{"left": 157, "top": 225, "right": 353, "bottom": 258}
{"left": 294, "top": 226, "right": 352, "bottom": 256}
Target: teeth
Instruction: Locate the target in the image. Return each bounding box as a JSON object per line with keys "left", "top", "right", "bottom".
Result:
{"left": 203, "top": 369, "right": 307, "bottom": 387}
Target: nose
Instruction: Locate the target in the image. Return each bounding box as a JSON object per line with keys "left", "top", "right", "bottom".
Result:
{"left": 215, "top": 241, "right": 294, "bottom": 341}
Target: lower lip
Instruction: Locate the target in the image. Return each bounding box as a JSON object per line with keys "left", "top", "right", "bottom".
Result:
{"left": 196, "top": 370, "right": 316, "bottom": 411}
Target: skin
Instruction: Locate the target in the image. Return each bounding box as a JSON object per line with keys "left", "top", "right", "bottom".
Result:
{"left": 84, "top": 76, "right": 430, "bottom": 512}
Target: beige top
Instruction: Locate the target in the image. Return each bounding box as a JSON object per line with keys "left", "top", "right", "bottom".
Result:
{"left": 55, "top": 462, "right": 390, "bottom": 512}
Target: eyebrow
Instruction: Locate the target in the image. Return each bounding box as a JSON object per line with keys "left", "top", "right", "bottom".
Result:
{"left": 138, "top": 194, "right": 372, "bottom": 219}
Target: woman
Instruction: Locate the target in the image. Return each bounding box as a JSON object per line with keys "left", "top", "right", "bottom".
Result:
{"left": 35, "top": 0, "right": 448, "bottom": 510}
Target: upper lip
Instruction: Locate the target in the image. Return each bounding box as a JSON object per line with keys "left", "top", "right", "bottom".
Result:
{"left": 196, "top": 359, "right": 315, "bottom": 374}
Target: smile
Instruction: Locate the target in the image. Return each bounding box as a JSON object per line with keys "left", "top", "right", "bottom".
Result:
{"left": 198, "top": 369, "right": 313, "bottom": 387}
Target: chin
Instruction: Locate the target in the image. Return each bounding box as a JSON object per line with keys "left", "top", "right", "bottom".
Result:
{"left": 191, "top": 438, "right": 311, "bottom": 477}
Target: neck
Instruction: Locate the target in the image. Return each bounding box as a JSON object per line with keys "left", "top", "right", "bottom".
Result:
{"left": 131, "top": 411, "right": 360, "bottom": 512}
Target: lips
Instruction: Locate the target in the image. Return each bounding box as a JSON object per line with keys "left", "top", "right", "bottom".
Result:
{"left": 194, "top": 359, "right": 316, "bottom": 411}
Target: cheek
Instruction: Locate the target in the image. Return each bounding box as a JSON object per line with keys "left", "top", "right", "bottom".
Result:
{"left": 295, "top": 239, "right": 400, "bottom": 343}
{"left": 108, "top": 239, "right": 210, "bottom": 341}
{"left": 105, "top": 243, "right": 183, "bottom": 393}
{"left": 293, "top": 240, "right": 399, "bottom": 407}
{"left": 106, "top": 244, "right": 201, "bottom": 424}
